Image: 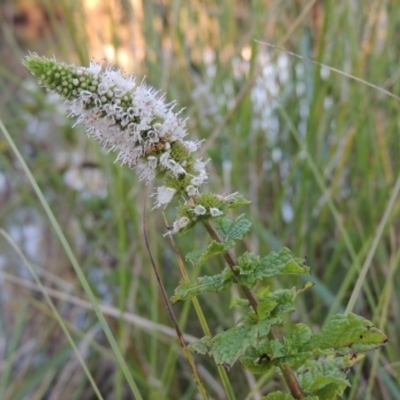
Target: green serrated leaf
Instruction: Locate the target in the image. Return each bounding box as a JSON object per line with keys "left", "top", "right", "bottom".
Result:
{"left": 284, "top": 324, "right": 314, "bottom": 353}
{"left": 215, "top": 214, "right": 252, "bottom": 246}
{"left": 186, "top": 241, "right": 226, "bottom": 266}
{"left": 192, "top": 316, "right": 277, "bottom": 371}
{"left": 248, "top": 317, "right": 276, "bottom": 339}
{"left": 187, "top": 336, "right": 213, "bottom": 355}
{"left": 236, "top": 248, "right": 310, "bottom": 289}
{"left": 297, "top": 358, "right": 350, "bottom": 400}
{"left": 185, "top": 249, "right": 204, "bottom": 265}
{"left": 185, "top": 215, "right": 251, "bottom": 267}
{"left": 257, "top": 294, "right": 278, "bottom": 319}
{"left": 272, "top": 324, "right": 316, "bottom": 369}
{"left": 240, "top": 344, "right": 273, "bottom": 374}
{"left": 268, "top": 339, "right": 287, "bottom": 359}
{"left": 257, "top": 284, "right": 312, "bottom": 317}
{"left": 210, "top": 325, "right": 253, "bottom": 368}
{"left": 240, "top": 361, "right": 272, "bottom": 375}
{"left": 302, "top": 313, "right": 388, "bottom": 354}
{"left": 341, "top": 352, "right": 365, "bottom": 368}
{"left": 240, "top": 323, "right": 319, "bottom": 373}
{"left": 170, "top": 268, "right": 233, "bottom": 303}
{"left": 261, "top": 392, "right": 318, "bottom": 400}
{"left": 261, "top": 390, "right": 320, "bottom": 400}
{"left": 261, "top": 391, "right": 296, "bottom": 400}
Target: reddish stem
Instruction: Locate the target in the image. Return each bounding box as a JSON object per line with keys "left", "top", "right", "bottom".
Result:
{"left": 202, "top": 221, "right": 305, "bottom": 399}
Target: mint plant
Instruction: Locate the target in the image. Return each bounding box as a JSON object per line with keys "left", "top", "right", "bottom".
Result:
{"left": 24, "top": 54, "right": 388, "bottom": 399}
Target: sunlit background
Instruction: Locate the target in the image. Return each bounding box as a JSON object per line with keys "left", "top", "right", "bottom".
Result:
{"left": 1, "top": 1, "right": 399, "bottom": 399}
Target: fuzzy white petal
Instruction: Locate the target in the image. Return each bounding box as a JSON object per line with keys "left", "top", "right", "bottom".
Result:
{"left": 152, "top": 186, "right": 177, "bottom": 209}
{"left": 210, "top": 207, "right": 223, "bottom": 217}
{"left": 186, "top": 185, "right": 199, "bottom": 196}
{"left": 163, "top": 217, "right": 190, "bottom": 236}
{"left": 193, "top": 205, "right": 206, "bottom": 215}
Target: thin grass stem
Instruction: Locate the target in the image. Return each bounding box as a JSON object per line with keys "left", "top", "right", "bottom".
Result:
{"left": 0, "top": 119, "right": 143, "bottom": 400}
{"left": 142, "top": 192, "right": 210, "bottom": 400}
{"left": 0, "top": 229, "right": 104, "bottom": 400}
{"left": 166, "top": 220, "right": 237, "bottom": 400}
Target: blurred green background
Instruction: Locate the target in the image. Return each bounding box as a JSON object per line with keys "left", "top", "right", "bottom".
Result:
{"left": 0, "top": 0, "right": 399, "bottom": 399}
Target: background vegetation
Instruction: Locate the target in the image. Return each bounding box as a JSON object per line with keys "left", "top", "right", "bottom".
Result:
{"left": 0, "top": 0, "right": 399, "bottom": 399}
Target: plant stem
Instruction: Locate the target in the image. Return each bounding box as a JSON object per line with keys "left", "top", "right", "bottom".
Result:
{"left": 143, "top": 197, "right": 210, "bottom": 400}
{"left": 202, "top": 221, "right": 305, "bottom": 399}
{"left": 166, "top": 222, "right": 237, "bottom": 400}
{"left": 202, "top": 221, "right": 259, "bottom": 311}
{"left": 116, "top": 167, "right": 128, "bottom": 400}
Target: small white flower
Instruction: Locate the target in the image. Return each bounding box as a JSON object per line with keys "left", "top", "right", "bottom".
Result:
{"left": 147, "top": 156, "right": 158, "bottom": 169}
{"left": 87, "top": 60, "right": 102, "bottom": 75}
{"left": 160, "top": 156, "right": 186, "bottom": 176}
{"left": 177, "top": 216, "right": 190, "bottom": 228}
{"left": 193, "top": 205, "right": 206, "bottom": 215}
{"left": 25, "top": 56, "right": 200, "bottom": 190}
{"left": 136, "top": 160, "right": 156, "bottom": 182}
{"left": 190, "top": 171, "right": 208, "bottom": 186}
{"left": 152, "top": 186, "right": 177, "bottom": 209}
{"left": 186, "top": 185, "right": 198, "bottom": 196}
{"left": 170, "top": 162, "right": 186, "bottom": 176}
{"left": 210, "top": 207, "right": 223, "bottom": 217}
{"left": 159, "top": 152, "right": 172, "bottom": 168}
{"left": 164, "top": 217, "right": 190, "bottom": 236}
{"left": 79, "top": 90, "right": 92, "bottom": 101}
{"left": 97, "top": 82, "right": 109, "bottom": 95}
{"left": 184, "top": 140, "right": 203, "bottom": 153}
{"left": 193, "top": 159, "right": 209, "bottom": 173}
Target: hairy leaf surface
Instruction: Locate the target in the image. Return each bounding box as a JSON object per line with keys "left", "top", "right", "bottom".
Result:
{"left": 235, "top": 248, "right": 310, "bottom": 288}
{"left": 302, "top": 313, "right": 388, "bottom": 354}
{"left": 297, "top": 358, "right": 351, "bottom": 400}
{"left": 171, "top": 268, "right": 233, "bottom": 303}
{"left": 210, "top": 325, "right": 253, "bottom": 368}
{"left": 186, "top": 241, "right": 226, "bottom": 266}
{"left": 185, "top": 215, "right": 251, "bottom": 267}
{"left": 261, "top": 392, "right": 318, "bottom": 400}
{"left": 215, "top": 214, "right": 252, "bottom": 245}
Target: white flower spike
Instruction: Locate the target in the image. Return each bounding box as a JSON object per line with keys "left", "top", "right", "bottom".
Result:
{"left": 24, "top": 55, "right": 227, "bottom": 234}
